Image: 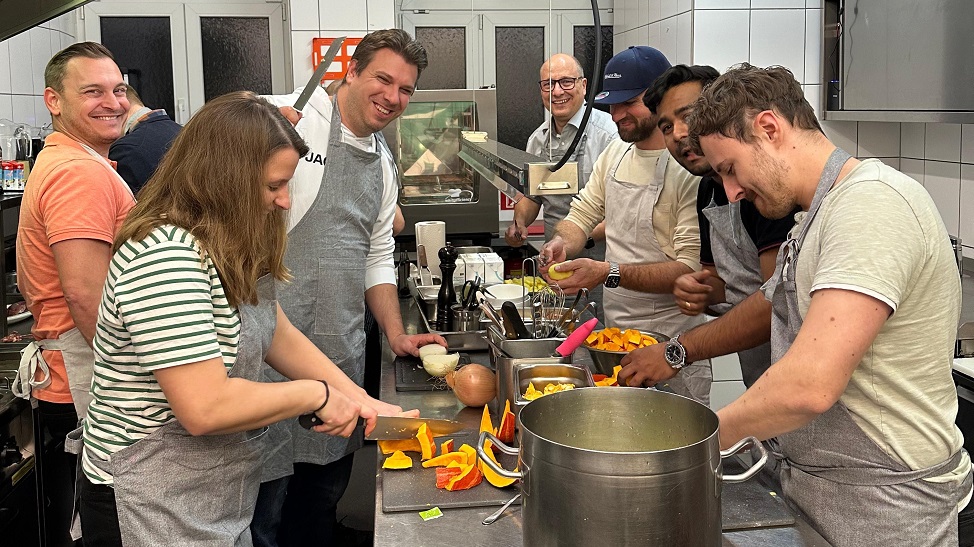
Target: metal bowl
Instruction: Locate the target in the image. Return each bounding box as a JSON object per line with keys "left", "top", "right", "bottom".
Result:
{"left": 585, "top": 330, "right": 669, "bottom": 376}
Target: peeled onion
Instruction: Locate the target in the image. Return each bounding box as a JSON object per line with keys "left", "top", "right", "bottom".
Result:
{"left": 419, "top": 344, "right": 448, "bottom": 360}
{"left": 445, "top": 364, "right": 496, "bottom": 407}
{"left": 422, "top": 353, "right": 460, "bottom": 377}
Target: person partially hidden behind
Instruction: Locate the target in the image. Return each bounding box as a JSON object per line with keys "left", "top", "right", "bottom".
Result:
{"left": 108, "top": 86, "right": 181, "bottom": 195}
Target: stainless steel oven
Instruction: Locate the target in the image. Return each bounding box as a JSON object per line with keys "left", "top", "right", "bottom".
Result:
{"left": 383, "top": 89, "right": 499, "bottom": 240}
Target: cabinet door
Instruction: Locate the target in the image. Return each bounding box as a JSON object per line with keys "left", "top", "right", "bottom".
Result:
{"left": 82, "top": 2, "right": 191, "bottom": 124}
{"left": 561, "top": 10, "right": 614, "bottom": 97}
{"left": 401, "top": 12, "right": 482, "bottom": 90}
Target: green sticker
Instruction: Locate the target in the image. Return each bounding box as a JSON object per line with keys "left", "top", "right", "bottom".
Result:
{"left": 419, "top": 507, "right": 443, "bottom": 521}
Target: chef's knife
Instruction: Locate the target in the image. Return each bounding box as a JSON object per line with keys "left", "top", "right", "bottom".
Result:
{"left": 293, "top": 36, "right": 346, "bottom": 112}
{"left": 365, "top": 416, "right": 465, "bottom": 440}
{"left": 501, "top": 301, "right": 532, "bottom": 340}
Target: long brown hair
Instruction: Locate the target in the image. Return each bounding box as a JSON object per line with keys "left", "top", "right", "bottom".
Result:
{"left": 115, "top": 91, "right": 309, "bottom": 307}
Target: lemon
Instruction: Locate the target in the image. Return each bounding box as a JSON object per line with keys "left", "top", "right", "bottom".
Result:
{"left": 547, "top": 261, "right": 573, "bottom": 281}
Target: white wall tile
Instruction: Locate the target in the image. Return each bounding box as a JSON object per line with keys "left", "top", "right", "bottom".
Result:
{"left": 616, "top": 0, "right": 634, "bottom": 33}
{"left": 0, "top": 95, "right": 12, "bottom": 121}
{"left": 925, "top": 123, "right": 962, "bottom": 163}
{"left": 34, "top": 95, "right": 47, "bottom": 126}
{"left": 29, "top": 28, "right": 51, "bottom": 95}
{"left": 678, "top": 0, "right": 692, "bottom": 16}
{"left": 752, "top": 0, "right": 806, "bottom": 8}
{"left": 676, "top": 11, "right": 692, "bottom": 66}
{"left": 710, "top": 381, "right": 746, "bottom": 411}
{"left": 637, "top": 0, "right": 650, "bottom": 28}
{"left": 367, "top": 0, "right": 395, "bottom": 30}
{"left": 901, "top": 158, "right": 925, "bottom": 186}
{"left": 319, "top": 0, "right": 368, "bottom": 31}
{"left": 693, "top": 10, "right": 749, "bottom": 72}
{"left": 647, "top": 22, "right": 661, "bottom": 50}
{"left": 925, "top": 160, "right": 961, "bottom": 236}
{"left": 901, "top": 123, "right": 925, "bottom": 159}
{"left": 822, "top": 120, "right": 856, "bottom": 156}
{"left": 806, "top": 0, "right": 824, "bottom": 7}
{"left": 50, "top": 29, "right": 63, "bottom": 59}
{"left": 857, "top": 121, "right": 900, "bottom": 158}
{"left": 635, "top": 24, "right": 651, "bottom": 49}
{"left": 804, "top": 8, "right": 822, "bottom": 85}
{"left": 0, "top": 40, "right": 10, "bottom": 94}
{"left": 60, "top": 11, "right": 78, "bottom": 39}
{"left": 613, "top": 29, "right": 631, "bottom": 54}
{"left": 878, "top": 157, "right": 899, "bottom": 170}
{"left": 10, "top": 94, "right": 35, "bottom": 127}
{"left": 749, "top": 10, "right": 806, "bottom": 83}
{"left": 660, "top": 0, "right": 679, "bottom": 20}
{"left": 658, "top": 17, "right": 678, "bottom": 63}
{"left": 695, "top": 0, "right": 749, "bottom": 8}
{"left": 289, "top": 0, "right": 319, "bottom": 31}
{"left": 711, "top": 351, "right": 742, "bottom": 382}
{"left": 7, "top": 32, "right": 33, "bottom": 95}
{"left": 960, "top": 165, "right": 974, "bottom": 254}
{"left": 963, "top": 124, "right": 974, "bottom": 165}
{"left": 290, "top": 30, "right": 319, "bottom": 92}
{"left": 804, "top": 84, "right": 822, "bottom": 119}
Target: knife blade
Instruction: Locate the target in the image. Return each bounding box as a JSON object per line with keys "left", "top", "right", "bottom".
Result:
{"left": 365, "top": 416, "right": 465, "bottom": 440}
{"left": 293, "top": 36, "right": 346, "bottom": 112}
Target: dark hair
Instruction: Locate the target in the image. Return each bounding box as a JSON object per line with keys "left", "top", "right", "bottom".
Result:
{"left": 644, "top": 64, "right": 720, "bottom": 113}
{"left": 348, "top": 29, "right": 428, "bottom": 80}
{"left": 686, "top": 63, "right": 823, "bottom": 144}
{"left": 117, "top": 91, "right": 309, "bottom": 307}
{"left": 45, "top": 42, "right": 115, "bottom": 92}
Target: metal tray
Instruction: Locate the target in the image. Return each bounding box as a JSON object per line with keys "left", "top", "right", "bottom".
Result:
{"left": 513, "top": 362, "right": 594, "bottom": 407}
{"left": 408, "top": 277, "right": 488, "bottom": 351}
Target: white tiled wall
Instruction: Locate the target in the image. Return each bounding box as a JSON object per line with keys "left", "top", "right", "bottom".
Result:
{"left": 0, "top": 12, "right": 79, "bottom": 132}
{"left": 288, "top": 0, "right": 394, "bottom": 88}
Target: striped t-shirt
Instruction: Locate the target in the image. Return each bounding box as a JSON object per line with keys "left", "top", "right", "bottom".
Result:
{"left": 82, "top": 225, "right": 240, "bottom": 485}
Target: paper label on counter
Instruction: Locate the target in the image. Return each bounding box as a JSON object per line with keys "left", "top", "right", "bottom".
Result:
{"left": 419, "top": 507, "right": 443, "bottom": 521}
{"left": 478, "top": 253, "right": 505, "bottom": 284}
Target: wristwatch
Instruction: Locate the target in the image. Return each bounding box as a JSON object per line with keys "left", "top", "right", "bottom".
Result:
{"left": 604, "top": 261, "right": 621, "bottom": 288}
{"left": 664, "top": 334, "right": 687, "bottom": 370}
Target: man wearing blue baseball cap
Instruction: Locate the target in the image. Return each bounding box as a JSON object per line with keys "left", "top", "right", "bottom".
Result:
{"left": 539, "top": 46, "right": 712, "bottom": 405}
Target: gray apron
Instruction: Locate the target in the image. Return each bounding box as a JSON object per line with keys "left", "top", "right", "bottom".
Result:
{"left": 603, "top": 146, "right": 711, "bottom": 405}
{"left": 261, "top": 98, "right": 383, "bottom": 482}
{"left": 533, "top": 131, "right": 604, "bottom": 320}
{"left": 87, "top": 278, "right": 278, "bottom": 546}
{"left": 13, "top": 328, "right": 94, "bottom": 418}
{"left": 701, "top": 199, "right": 771, "bottom": 387}
{"left": 764, "top": 148, "right": 971, "bottom": 546}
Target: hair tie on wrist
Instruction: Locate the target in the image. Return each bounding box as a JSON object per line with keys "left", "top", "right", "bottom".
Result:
{"left": 314, "top": 380, "right": 329, "bottom": 412}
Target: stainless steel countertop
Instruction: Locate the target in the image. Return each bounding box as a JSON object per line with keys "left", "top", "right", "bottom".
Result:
{"left": 373, "top": 297, "right": 832, "bottom": 547}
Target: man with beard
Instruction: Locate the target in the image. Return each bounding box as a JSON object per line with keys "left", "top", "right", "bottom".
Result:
{"left": 618, "top": 64, "right": 795, "bottom": 390}
{"left": 688, "top": 63, "right": 973, "bottom": 546}
{"left": 538, "top": 47, "right": 711, "bottom": 405}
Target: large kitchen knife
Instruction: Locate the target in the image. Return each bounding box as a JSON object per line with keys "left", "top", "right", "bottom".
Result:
{"left": 293, "top": 36, "right": 346, "bottom": 112}
{"left": 298, "top": 414, "right": 465, "bottom": 440}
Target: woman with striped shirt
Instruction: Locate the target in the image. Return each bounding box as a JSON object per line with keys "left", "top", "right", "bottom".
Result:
{"left": 77, "top": 91, "right": 412, "bottom": 547}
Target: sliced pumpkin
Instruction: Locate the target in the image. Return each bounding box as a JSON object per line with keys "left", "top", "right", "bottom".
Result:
{"left": 378, "top": 438, "right": 422, "bottom": 455}
{"left": 445, "top": 463, "right": 484, "bottom": 491}
{"left": 478, "top": 445, "right": 518, "bottom": 488}
{"left": 595, "top": 365, "right": 622, "bottom": 387}
{"left": 479, "top": 404, "right": 494, "bottom": 436}
{"left": 440, "top": 439, "right": 455, "bottom": 455}
{"left": 458, "top": 443, "right": 478, "bottom": 466}
{"left": 417, "top": 423, "right": 436, "bottom": 461}
{"left": 497, "top": 399, "right": 516, "bottom": 444}
{"left": 435, "top": 466, "right": 464, "bottom": 489}
{"left": 422, "top": 451, "right": 467, "bottom": 468}
{"left": 382, "top": 450, "right": 413, "bottom": 470}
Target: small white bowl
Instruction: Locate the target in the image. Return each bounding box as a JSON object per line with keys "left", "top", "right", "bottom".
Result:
{"left": 481, "top": 283, "right": 531, "bottom": 310}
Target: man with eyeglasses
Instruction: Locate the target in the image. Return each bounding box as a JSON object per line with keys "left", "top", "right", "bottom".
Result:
{"left": 506, "top": 55, "right": 617, "bottom": 319}
{"left": 538, "top": 46, "right": 711, "bottom": 405}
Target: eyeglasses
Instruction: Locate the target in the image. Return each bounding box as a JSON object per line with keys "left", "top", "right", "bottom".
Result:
{"left": 539, "top": 77, "right": 582, "bottom": 92}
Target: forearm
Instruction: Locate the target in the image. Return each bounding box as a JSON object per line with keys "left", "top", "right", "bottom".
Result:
{"left": 590, "top": 222, "right": 606, "bottom": 242}
{"left": 199, "top": 377, "right": 328, "bottom": 435}
{"left": 513, "top": 198, "right": 542, "bottom": 227}
{"left": 682, "top": 292, "right": 772, "bottom": 362}
{"left": 553, "top": 220, "right": 589, "bottom": 258}
{"left": 620, "top": 261, "right": 693, "bottom": 294}
{"left": 366, "top": 283, "right": 406, "bottom": 340}
{"left": 63, "top": 293, "right": 101, "bottom": 345}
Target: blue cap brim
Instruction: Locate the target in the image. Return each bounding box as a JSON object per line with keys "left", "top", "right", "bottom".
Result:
{"left": 593, "top": 88, "right": 645, "bottom": 105}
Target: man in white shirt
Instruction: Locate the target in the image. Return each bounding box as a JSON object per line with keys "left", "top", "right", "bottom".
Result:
{"left": 256, "top": 30, "right": 444, "bottom": 547}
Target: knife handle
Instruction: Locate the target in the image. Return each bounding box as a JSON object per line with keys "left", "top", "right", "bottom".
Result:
{"left": 299, "top": 413, "right": 320, "bottom": 429}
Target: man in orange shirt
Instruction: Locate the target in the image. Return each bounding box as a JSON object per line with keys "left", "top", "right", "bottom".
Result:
{"left": 14, "top": 42, "right": 135, "bottom": 546}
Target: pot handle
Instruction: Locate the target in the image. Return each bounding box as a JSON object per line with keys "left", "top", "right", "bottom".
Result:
{"left": 719, "top": 436, "right": 768, "bottom": 484}
{"left": 477, "top": 431, "right": 524, "bottom": 480}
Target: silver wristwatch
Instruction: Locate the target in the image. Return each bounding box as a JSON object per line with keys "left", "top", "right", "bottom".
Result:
{"left": 664, "top": 334, "right": 687, "bottom": 370}
{"left": 604, "top": 261, "right": 621, "bottom": 288}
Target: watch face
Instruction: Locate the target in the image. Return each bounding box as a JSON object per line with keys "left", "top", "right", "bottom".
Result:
{"left": 605, "top": 274, "right": 620, "bottom": 288}
{"left": 665, "top": 341, "right": 684, "bottom": 365}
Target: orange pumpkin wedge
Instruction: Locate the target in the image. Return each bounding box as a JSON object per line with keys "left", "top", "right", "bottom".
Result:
{"left": 445, "top": 463, "right": 484, "bottom": 491}
{"left": 381, "top": 450, "right": 413, "bottom": 470}
{"left": 422, "top": 451, "right": 467, "bottom": 468}
{"left": 478, "top": 445, "right": 518, "bottom": 488}
{"left": 480, "top": 404, "right": 494, "bottom": 436}
{"left": 435, "top": 466, "right": 464, "bottom": 489}
{"left": 440, "top": 439, "right": 455, "bottom": 455}
{"left": 458, "top": 443, "right": 478, "bottom": 466}
{"left": 378, "top": 438, "right": 422, "bottom": 455}
{"left": 497, "top": 399, "right": 516, "bottom": 444}
{"left": 417, "top": 423, "right": 436, "bottom": 461}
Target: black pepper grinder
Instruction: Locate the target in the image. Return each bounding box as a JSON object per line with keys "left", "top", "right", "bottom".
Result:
{"left": 396, "top": 244, "right": 411, "bottom": 298}
{"left": 435, "top": 243, "right": 459, "bottom": 331}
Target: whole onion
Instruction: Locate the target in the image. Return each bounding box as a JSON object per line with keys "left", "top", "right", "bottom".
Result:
{"left": 445, "top": 364, "right": 496, "bottom": 407}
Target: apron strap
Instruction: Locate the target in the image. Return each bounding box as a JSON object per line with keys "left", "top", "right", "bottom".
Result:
{"left": 11, "top": 338, "right": 68, "bottom": 400}
{"left": 784, "top": 450, "right": 965, "bottom": 487}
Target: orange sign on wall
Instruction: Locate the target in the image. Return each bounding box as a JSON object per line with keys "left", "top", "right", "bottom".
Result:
{"left": 312, "top": 37, "right": 362, "bottom": 82}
